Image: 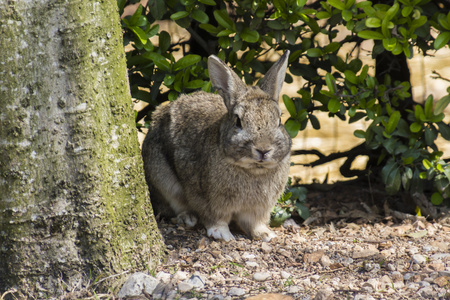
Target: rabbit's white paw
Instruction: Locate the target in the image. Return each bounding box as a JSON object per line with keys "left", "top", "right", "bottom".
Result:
{"left": 175, "top": 211, "right": 198, "bottom": 228}
{"left": 252, "top": 224, "right": 277, "bottom": 242}
{"left": 206, "top": 224, "right": 235, "bottom": 242}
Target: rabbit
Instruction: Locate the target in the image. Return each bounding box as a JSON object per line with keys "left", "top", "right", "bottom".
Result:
{"left": 142, "top": 51, "right": 292, "bottom": 242}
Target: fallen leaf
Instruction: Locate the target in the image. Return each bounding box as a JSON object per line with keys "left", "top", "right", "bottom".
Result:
{"left": 407, "top": 230, "right": 428, "bottom": 239}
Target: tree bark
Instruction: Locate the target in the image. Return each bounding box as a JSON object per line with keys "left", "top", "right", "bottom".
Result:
{"left": 0, "top": 0, "right": 165, "bottom": 298}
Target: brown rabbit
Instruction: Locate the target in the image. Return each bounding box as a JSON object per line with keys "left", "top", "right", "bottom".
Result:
{"left": 142, "top": 51, "right": 291, "bottom": 241}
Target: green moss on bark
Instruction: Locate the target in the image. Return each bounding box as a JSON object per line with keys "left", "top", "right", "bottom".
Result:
{"left": 0, "top": 0, "right": 165, "bottom": 297}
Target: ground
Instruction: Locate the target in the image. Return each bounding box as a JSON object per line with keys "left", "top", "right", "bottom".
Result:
{"left": 142, "top": 182, "right": 450, "bottom": 300}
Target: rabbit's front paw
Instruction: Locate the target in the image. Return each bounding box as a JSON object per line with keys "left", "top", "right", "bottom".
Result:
{"left": 175, "top": 211, "right": 198, "bottom": 228}
{"left": 252, "top": 224, "right": 277, "bottom": 242}
{"left": 206, "top": 224, "right": 235, "bottom": 242}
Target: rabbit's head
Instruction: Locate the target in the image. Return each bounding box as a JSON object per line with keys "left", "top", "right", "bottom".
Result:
{"left": 208, "top": 52, "right": 291, "bottom": 174}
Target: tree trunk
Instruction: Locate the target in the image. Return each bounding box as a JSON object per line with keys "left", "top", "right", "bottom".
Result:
{"left": 0, "top": 0, "right": 165, "bottom": 298}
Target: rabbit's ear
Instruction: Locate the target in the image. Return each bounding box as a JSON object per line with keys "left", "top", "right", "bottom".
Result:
{"left": 208, "top": 55, "right": 246, "bottom": 110}
{"left": 259, "top": 51, "right": 290, "bottom": 101}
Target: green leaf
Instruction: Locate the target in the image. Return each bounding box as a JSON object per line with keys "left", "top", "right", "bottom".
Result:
{"left": 357, "top": 30, "right": 385, "bottom": 40}
{"left": 327, "top": 0, "right": 346, "bottom": 10}
{"left": 325, "top": 73, "right": 335, "bottom": 93}
{"left": 309, "top": 114, "right": 321, "bottom": 129}
{"left": 198, "top": 0, "right": 216, "bottom": 5}
{"left": 214, "top": 10, "right": 235, "bottom": 30}
{"left": 191, "top": 10, "right": 209, "bottom": 24}
{"left": 431, "top": 192, "right": 443, "bottom": 205}
{"left": 316, "top": 11, "right": 331, "bottom": 19}
{"left": 365, "top": 17, "right": 381, "bottom": 28}
{"left": 434, "top": 95, "right": 450, "bottom": 115}
{"left": 385, "top": 165, "right": 402, "bottom": 195}
{"left": 240, "top": 27, "right": 260, "bottom": 43}
{"left": 170, "top": 11, "right": 189, "bottom": 20}
{"left": 385, "top": 111, "right": 401, "bottom": 134}
{"left": 438, "top": 122, "right": 450, "bottom": 141}
{"left": 143, "top": 52, "right": 170, "bottom": 72}
{"left": 199, "top": 24, "right": 220, "bottom": 35}
{"left": 323, "top": 42, "right": 341, "bottom": 53}
{"left": 410, "top": 122, "right": 422, "bottom": 133}
{"left": 129, "top": 26, "right": 148, "bottom": 45}
{"left": 128, "top": 4, "right": 143, "bottom": 26}
{"left": 184, "top": 79, "right": 205, "bottom": 89}
{"left": 306, "top": 48, "right": 323, "bottom": 57}
{"left": 328, "top": 98, "right": 341, "bottom": 113}
{"left": 173, "top": 54, "right": 201, "bottom": 71}
{"left": 344, "top": 69, "right": 358, "bottom": 84}
{"left": 283, "top": 95, "right": 297, "bottom": 118}
{"left": 284, "top": 119, "right": 301, "bottom": 138}
{"left": 402, "top": 167, "right": 413, "bottom": 190}
{"left": 342, "top": 9, "right": 353, "bottom": 22}
{"left": 270, "top": 207, "right": 291, "bottom": 227}
{"left": 159, "top": 31, "right": 171, "bottom": 52}
{"left": 148, "top": 0, "right": 166, "bottom": 20}
{"left": 423, "top": 159, "right": 433, "bottom": 170}
{"left": 424, "top": 95, "right": 434, "bottom": 119}
{"left": 354, "top": 129, "right": 366, "bottom": 138}
{"left": 385, "top": 2, "right": 399, "bottom": 20}
{"left": 267, "top": 20, "right": 286, "bottom": 30}
{"left": 402, "top": 6, "right": 413, "bottom": 17}
{"left": 295, "top": 202, "right": 310, "bottom": 220}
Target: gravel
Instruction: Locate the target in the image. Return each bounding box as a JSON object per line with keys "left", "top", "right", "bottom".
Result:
{"left": 116, "top": 184, "right": 450, "bottom": 299}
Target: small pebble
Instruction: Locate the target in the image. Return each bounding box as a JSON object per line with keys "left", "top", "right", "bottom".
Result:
{"left": 386, "top": 263, "right": 396, "bottom": 271}
{"left": 246, "top": 261, "right": 259, "bottom": 268}
{"left": 173, "top": 271, "right": 189, "bottom": 282}
{"left": 156, "top": 271, "right": 172, "bottom": 283}
{"left": 280, "top": 271, "right": 291, "bottom": 279}
{"left": 253, "top": 272, "right": 271, "bottom": 282}
{"left": 419, "top": 286, "right": 435, "bottom": 298}
{"left": 412, "top": 254, "right": 427, "bottom": 264}
{"left": 287, "top": 285, "right": 300, "bottom": 293}
{"left": 178, "top": 282, "right": 194, "bottom": 293}
{"left": 320, "top": 255, "right": 332, "bottom": 268}
{"left": 261, "top": 242, "right": 273, "bottom": 253}
{"left": 228, "top": 287, "right": 246, "bottom": 296}
{"left": 187, "top": 275, "right": 205, "bottom": 289}
{"left": 390, "top": 271, "right": 403, "bottom": 282}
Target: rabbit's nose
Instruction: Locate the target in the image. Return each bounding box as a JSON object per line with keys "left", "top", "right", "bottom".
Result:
{"left": 256, "top": 149, "right": 271, "bottom": 161}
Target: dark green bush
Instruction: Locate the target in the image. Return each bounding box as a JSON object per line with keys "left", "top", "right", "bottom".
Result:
{"left": 118, "top": 0, "right": 450, "bottom": 214}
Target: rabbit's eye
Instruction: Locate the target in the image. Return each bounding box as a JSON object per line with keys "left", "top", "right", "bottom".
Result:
{"left": 235, "top": 115, "right": 242, "bottom": 129}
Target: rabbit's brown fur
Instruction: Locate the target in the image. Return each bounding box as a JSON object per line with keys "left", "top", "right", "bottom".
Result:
{"left": 142, "top": 52, "right": 291, "bottom": 241}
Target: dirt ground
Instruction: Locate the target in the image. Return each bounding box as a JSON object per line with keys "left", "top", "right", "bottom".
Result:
{"left": 140, "top": 182, "right": 450, "bottom": 300}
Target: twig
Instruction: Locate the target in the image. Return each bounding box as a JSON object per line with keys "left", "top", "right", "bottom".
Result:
{"left": 89, "top": 270, "right": 129, "bottom": 287}
{"left": 431, "top": 70, "right": 450, "bottom": 82}
{"left": 1, "top": 288, "right": 18, "bottom": 300}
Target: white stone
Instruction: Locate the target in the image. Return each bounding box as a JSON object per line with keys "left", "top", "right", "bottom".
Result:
{"left": 178, "top": 282, "right": 194, "bottom": 293}
{"left": 280, "top": 271, "right": 291, "bottom": 279}
{"left": 118, "top": 272, "right": 159, "bottom": 298}
{"left": 246, "top": 261, "right": 259, "bottom": 268}
{"left": 228, "top": 287, "right": 246, "bottom": 296}
{"left": 412, "top": 254, "right": 427, "bottom": 264}
{"left": 253, "top": 272, "right": 271, "bottom": 282}
{"left": 173, "top": 271, "right": 189, "bottom": 282}
{"left": 156, "top": 271, "right": 172, "bottom": 283}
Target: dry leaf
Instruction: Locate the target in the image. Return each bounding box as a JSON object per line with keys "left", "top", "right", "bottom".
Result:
{"left": 407, "top": 230, "right": 428, "bottom": 239}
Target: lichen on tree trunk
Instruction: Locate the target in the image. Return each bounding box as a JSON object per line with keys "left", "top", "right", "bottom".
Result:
{"left": 0, "top": 0, "right": 165, "bottom": 297}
